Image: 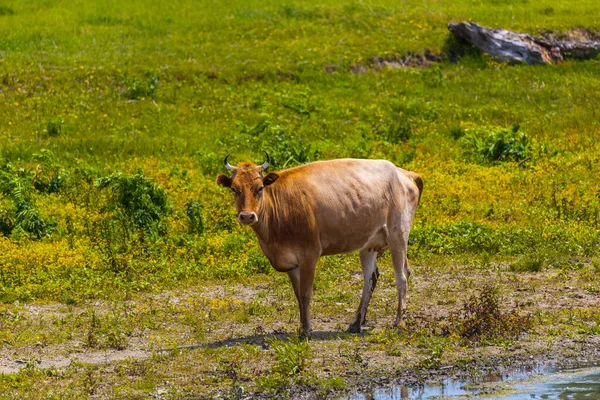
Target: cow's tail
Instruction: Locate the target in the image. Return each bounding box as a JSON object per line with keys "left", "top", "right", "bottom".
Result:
{"left": 406, "top": 171, "right": 423, "bottom": 206}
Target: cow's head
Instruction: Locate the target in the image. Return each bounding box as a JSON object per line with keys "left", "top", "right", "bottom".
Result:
{"left": 216, "top": 152, "right": 279, "bottom": 226}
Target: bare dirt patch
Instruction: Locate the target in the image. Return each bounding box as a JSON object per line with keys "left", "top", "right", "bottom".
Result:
{"left": 0, "top": 283, "right": 276, "bottom": 375}
{"left": 540, "top": 28, "right": 600, "bottom": 43}
{"left": 372, "top": 50, "right": 443, "bottom": 70}
{"left": 326, "top": 50, "right": 444, "bottom": 74}
{"left": 0, "top": 263, "right": 598, "bottom": 398}
{"left": 0, "top": 348, "right": 151, "bottom": 374}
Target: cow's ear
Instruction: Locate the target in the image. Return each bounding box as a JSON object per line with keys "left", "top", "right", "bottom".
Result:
{"left": 263, "top": 172, "right": 279, "bottom": 186}
{"left": 216, "top": 174, "right": 232, "bottom": 188}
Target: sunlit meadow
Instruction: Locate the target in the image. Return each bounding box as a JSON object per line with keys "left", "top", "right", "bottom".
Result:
{"left": 0, "top": 0, "right": 599, "bottom": 397}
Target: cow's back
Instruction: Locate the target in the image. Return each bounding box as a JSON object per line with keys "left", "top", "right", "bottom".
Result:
{"left": 270, "top": 159, "right": 415, "bottom": 255}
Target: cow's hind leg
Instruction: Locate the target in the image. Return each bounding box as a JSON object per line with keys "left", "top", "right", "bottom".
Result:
{"left": 347, "top": 249, "right": 379, "bottom": 333}
{"left": 388, "top": 234, "right": 409, "bottom": 327}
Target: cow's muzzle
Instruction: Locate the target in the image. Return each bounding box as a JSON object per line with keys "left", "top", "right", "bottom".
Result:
{"left": 238, "top": 212, "right": 257, "bottom": 226}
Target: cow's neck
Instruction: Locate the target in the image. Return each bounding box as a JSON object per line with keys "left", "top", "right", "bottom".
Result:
{"left": 251, "top": 222, "right": 267, "bottom": 244}
{"left": 251, "top": 197, "right": 271, "bottom": 243}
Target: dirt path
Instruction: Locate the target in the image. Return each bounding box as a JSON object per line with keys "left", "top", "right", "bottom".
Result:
{"left": 0, "top": 349, "right": 151, "bottom": 374}
{"left": 0, "top": 265, "right": 598, "bottom": 398}
{"left": 0, "top": 283, "right": 275, "bottom": 375}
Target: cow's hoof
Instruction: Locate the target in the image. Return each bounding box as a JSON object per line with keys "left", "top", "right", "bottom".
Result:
{"left": 299, "top": 330, "right": 312, "bottom": 340}
{"left": 346, "top": 323, "right": 361, "bottom": 334}
{"left": 394, "top": 320, "right": 407, "bottom": 330}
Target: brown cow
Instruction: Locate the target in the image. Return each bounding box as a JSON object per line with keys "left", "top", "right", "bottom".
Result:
{"left": 216, "top": 154, "right": 423, "bottom": 337}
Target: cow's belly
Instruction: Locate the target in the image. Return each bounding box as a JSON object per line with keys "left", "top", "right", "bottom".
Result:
{"left": 320, "top": 222, "right": 387, "bottom": 255}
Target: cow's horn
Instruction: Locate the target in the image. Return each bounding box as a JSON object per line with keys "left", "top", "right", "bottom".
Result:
{"left": 224, "top": 155, "right": 235, "bottom": 172}
{"left": 260, "top": 151, "right": 270, "bottom": 171}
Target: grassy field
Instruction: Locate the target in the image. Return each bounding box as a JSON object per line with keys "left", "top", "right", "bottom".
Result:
{"left": 0, "top": 0, "right": 599, "bottom": 398}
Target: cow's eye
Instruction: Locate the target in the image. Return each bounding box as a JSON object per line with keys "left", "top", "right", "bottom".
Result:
{"left": 256, "top": 186, "right": 264, "bottom": 196}
{"left": 231, "top": 188, "right": 239, "bottom": 196}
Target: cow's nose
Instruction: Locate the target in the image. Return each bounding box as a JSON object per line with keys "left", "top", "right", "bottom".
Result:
{"left": 238, "top": 212, "right": 257, "bottom": 225}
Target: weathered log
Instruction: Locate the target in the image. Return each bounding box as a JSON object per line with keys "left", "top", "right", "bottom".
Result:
{"left": 448, "top": 21, "right": 600, "bottom": 64}
{"left": 531, "top": 35, "right": 600, "bottom": 60}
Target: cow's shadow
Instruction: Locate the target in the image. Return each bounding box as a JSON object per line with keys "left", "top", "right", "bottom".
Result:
{"left": 158, "top": 330, "right": 366, "bottom": 352}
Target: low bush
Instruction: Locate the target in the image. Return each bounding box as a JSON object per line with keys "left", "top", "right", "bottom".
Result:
{"left": 257, "top": 336, "right": 311, "bottom": 392}
{"left": 234, "top": 114, "right": 321, "bottom": 168}
{"left": 510, "top": 255, "right": 544, "bottom": 272}
{"left": 271, "top": 337, "right": 311, "bottom": 377}
{"left": 375, "top": 118, "right": 413, "bottom": 144}
{"left": 461, "top": 124, "right": 531, "bottom": 163}
{"left": 185, "top": 200, "right": 205, "bottom": 235}
{"left": 0, "top": 162, "right": 56, "bottom": 239}
{"left": 411, "top": 220, "right": 505, "bottom": 255}
{"left": 449, "top": 123, "right": 465, "bottom": 140}
{"left": 120, "top": 72, "right": 159, "bottom": 100}
{"left": 96, "top": 170, "right": 171, "bottom": 234}
{"left": 45, "top": 116, "right": 64, "bottom": 137}
{"left": 32, "top": 150, "right": 70, "bottom": 194}
{"left": 449, "top": 284, "right": 533, "bottom": 342}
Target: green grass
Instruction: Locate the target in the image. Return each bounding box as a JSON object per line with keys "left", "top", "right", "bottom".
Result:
{"left": 1, "top": 0, "right": 599, "bottom": 301}
{"left": 0, "top": 0, "right": 599, "bottom": 397}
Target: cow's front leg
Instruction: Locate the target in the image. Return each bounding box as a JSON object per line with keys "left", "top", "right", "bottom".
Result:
{"left": 287, "top": 268, "right": 303, "bottom": 326}
{"left": 298, "top": 262, "right": 316, "bottom": 338}
{"left": 288, "top": 260, "right": 317, "bottom": 338}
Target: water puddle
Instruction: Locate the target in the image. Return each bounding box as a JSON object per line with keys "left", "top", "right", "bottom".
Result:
{"left": 493, "top": 366, "right": 600, "bottom": 400}
{"left": 348, "top": 362, "right": 600, "bottom": 399}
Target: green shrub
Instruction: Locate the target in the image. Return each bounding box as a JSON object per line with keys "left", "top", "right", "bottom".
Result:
{"left": 246, "top": 246, "right": 271, "bottom": 274}
{"left": 257, "top": 336, "right": 311, "bottom": 393}
{"left": 32, "top": 150, "right": 70, "bottom": 194}
{"left": 278, "top": 90, "right": 316, "bottom": 117}
{"left": 45, "top": 116, "right": 64, "bottom": 137}
{"left": 96, "top": 170, "right": 171, "bottom": 233}
{"left": 0, "top": 5, "right": 14, "bottom": 15}
{"left": 510, "top": 256, "right": 544, "bottom": 272}
{"left": 593, "top": 259, "right": 600, "bottom": 273}
{"left": 420, "top": 342, "right": 445, "bottom": 369}
{"left": 270, "top": 336, "right": 310, "bottom": 376}
{"left": 13, "top": 204, "right": 54, "bottom": 240}
{"left": 271, "top": 132, "right": 321, "bottom": 168}
{"left": 449, "top": 124, "right": 465, "bottom": 140}
{"left": 411, "top": 220, "right": 505, "bottom": 255}
{"left": 0, "top": 162, "right": 56, "bottom": 239}
{"left": 121, "top": 72, "right": 158, "bottom": 100}
{"left": 461, "top": 124, "right": 531, "bottom": 163}
{"left": 376, "top": 118, "right": 413, "bottom": 144}
{"left": 234, "top": 114, "right": 321, "bottom": 168}
{"left": 185, "top": 200, "right": 205, "bottom": 235}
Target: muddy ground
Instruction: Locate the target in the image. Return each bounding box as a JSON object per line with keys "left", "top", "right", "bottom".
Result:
{"left": 0, "top": 258, "right": 599, "bottom": 398}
